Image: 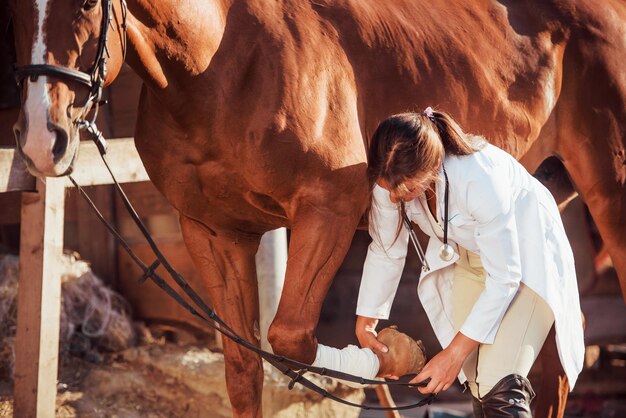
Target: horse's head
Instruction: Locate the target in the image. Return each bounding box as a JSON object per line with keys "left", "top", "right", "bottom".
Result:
{"left": 10, "top": 0, "right": 127, "bottom": 177}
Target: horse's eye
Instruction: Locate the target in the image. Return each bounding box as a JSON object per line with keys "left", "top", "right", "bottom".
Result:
{"left": 82, "top": 0, "right": 99, "bottom": 11}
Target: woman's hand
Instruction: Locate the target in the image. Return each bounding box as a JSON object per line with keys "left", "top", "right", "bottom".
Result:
{"left": 411, "top": 332, "right": 479, "bottom": 394}
{"left": 410, "top": 347, "right": 465, "bottom": 394}
{"left": 355, "top": 315, "right": 388, "bottom": 353}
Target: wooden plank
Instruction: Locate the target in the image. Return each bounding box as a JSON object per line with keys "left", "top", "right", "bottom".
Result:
{"left": 13, "top": 177, "right": 66, "bottom": 418}
{"left": 64, "top": 138, "right": 150, "bottom": 187}
{"left": 76, "top": 185, "right": 117, "bottom": 285}
{"left": 116, "top": 238, "right": 213, "bottom": 334}
{"left": 0, "top": 146, "right": 35, "bottom": 193}
{"left": 114, "top": 181, "right": 175, "bottom": 219}
{"left": 0, "top": 138, "right": 150, "bottom": 193}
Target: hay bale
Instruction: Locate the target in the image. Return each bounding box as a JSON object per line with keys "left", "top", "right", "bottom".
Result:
{"left": 0, "top": 252, "right": 136, "bottom": 380}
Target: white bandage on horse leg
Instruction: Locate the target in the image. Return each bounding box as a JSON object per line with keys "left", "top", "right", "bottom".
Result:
{"left": 311, "top": 344, "right": 380, "bottom": 388}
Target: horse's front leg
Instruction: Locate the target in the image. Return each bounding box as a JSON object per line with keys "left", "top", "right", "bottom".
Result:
{"left": 180, "top": 215, "right": 263, "bottom": 417}
{"left": 267, "top": 199, "right": 364, "bottom": 366}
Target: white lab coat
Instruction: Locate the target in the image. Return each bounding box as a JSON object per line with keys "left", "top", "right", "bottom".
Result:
{"left": 356, "top": 143, "right": 584, "bottom": 388}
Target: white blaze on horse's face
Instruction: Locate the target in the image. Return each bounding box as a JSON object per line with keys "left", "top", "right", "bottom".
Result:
{"left": 19, "top": 0, "right": 59, "bottom": 175}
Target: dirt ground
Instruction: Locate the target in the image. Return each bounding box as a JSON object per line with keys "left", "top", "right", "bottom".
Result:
{"left": 0, "top": 339, "right": 365, "bottom": 418}
{"left": 2, "top": 333, "right": 626, "bottom": 418}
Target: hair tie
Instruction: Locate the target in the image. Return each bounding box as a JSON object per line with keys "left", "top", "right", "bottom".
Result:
{"left": 423, "top": 106, "right": 435, "bottom": 122}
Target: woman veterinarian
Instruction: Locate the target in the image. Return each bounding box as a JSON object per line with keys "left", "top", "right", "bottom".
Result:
{"left": 355, "top": 108, "right": 584, "bottom": 417}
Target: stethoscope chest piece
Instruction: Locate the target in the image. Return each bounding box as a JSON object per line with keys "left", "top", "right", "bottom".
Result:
{"left": 439, "top": 244, "right": 454, "bottom": 261}
{"left": 439, "top": 243, "right": 455, "bottom": 262}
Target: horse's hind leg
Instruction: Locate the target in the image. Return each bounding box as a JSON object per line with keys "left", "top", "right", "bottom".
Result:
{"left": 559, "top": 124, "right": 626, "bottom": 302}
{"left": 180, "top": 215, "right": 263, "bottom": 418}
{"left": 555, "top": 15, "right": 626, "bottom": 302}
{"left": 534, "top": 325, "right": 569, "bottom": 418}
{"left": 532, "top": 17, "right": 626, "bottom": 416}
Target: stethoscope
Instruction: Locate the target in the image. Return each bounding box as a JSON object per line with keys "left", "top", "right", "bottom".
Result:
{"left": 401, "top": 167, "right": 454, "bottom": 272}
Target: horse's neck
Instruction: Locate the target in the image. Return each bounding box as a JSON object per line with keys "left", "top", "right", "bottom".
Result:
{"left": 124, "top": 0, "right": 233, "bottom": 93}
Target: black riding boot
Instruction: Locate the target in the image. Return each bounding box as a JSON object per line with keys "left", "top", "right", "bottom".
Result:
{"left": 471, "top": 374, "right": 535, "bottom": 417}
{"left": 472, "top": 395, "right": 484, "bottom": 418}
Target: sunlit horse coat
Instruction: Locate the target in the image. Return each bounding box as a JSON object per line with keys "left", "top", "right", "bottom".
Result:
{"left": 357, "top": 143, "right": 585, "bottom": 387}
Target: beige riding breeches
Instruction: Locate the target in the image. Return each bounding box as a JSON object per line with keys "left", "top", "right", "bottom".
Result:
{"left": 452, "top": 247, "right": 555, "bottom": 398}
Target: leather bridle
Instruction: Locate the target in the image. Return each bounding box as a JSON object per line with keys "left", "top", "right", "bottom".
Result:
{"left": 13, "top": 0, "right": 127, "bottom": 152}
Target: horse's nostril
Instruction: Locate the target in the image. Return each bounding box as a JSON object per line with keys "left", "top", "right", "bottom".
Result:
{"left": 51, "top": 127, "right": 69, "bottom": 162}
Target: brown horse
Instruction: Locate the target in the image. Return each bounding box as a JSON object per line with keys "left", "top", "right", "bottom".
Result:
{"left": 9, "top": 0, "right": 626, "bottom": 416}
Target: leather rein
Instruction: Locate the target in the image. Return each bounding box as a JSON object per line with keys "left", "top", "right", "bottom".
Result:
{"left": 13, "top": 0, "right": 435, "bottom": 410}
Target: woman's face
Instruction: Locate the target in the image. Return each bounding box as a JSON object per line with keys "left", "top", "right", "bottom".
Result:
{"left": 378, "top": 176, "right": 433, "bottom": 203}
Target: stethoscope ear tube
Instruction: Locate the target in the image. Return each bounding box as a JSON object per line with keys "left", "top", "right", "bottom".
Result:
{"left": 438, "top": 168, "right": 455, "bottom": 262}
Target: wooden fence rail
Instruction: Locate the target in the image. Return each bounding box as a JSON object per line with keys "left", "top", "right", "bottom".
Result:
{"left": 0, "top": 138, "right": 149, "bottom": 193}
{"left": 1, "top": 138, "right": 148, "bottom": 418}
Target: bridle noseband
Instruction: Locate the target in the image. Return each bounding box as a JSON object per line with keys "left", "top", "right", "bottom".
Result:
{"left": 13, "top": 0, "right": 127, "bottom": 152}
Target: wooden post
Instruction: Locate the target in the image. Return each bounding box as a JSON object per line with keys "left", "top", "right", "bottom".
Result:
{"left": 256, "top": 228, "right": 288, "bottom": 352}
{"left": 13, "top": 177, "right": 66, "bottom": 418}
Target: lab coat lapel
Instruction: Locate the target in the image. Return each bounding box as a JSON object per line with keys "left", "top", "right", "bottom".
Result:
{"left": 415, "top": 234, "right": 460, "bottom": 355}
{"left": 419, "top": 236, "right": 459, "bottom": 281}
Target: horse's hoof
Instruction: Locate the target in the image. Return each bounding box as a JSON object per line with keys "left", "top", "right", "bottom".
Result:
{"left": 375, "top": 326, "right": 426, "bottom": 378}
